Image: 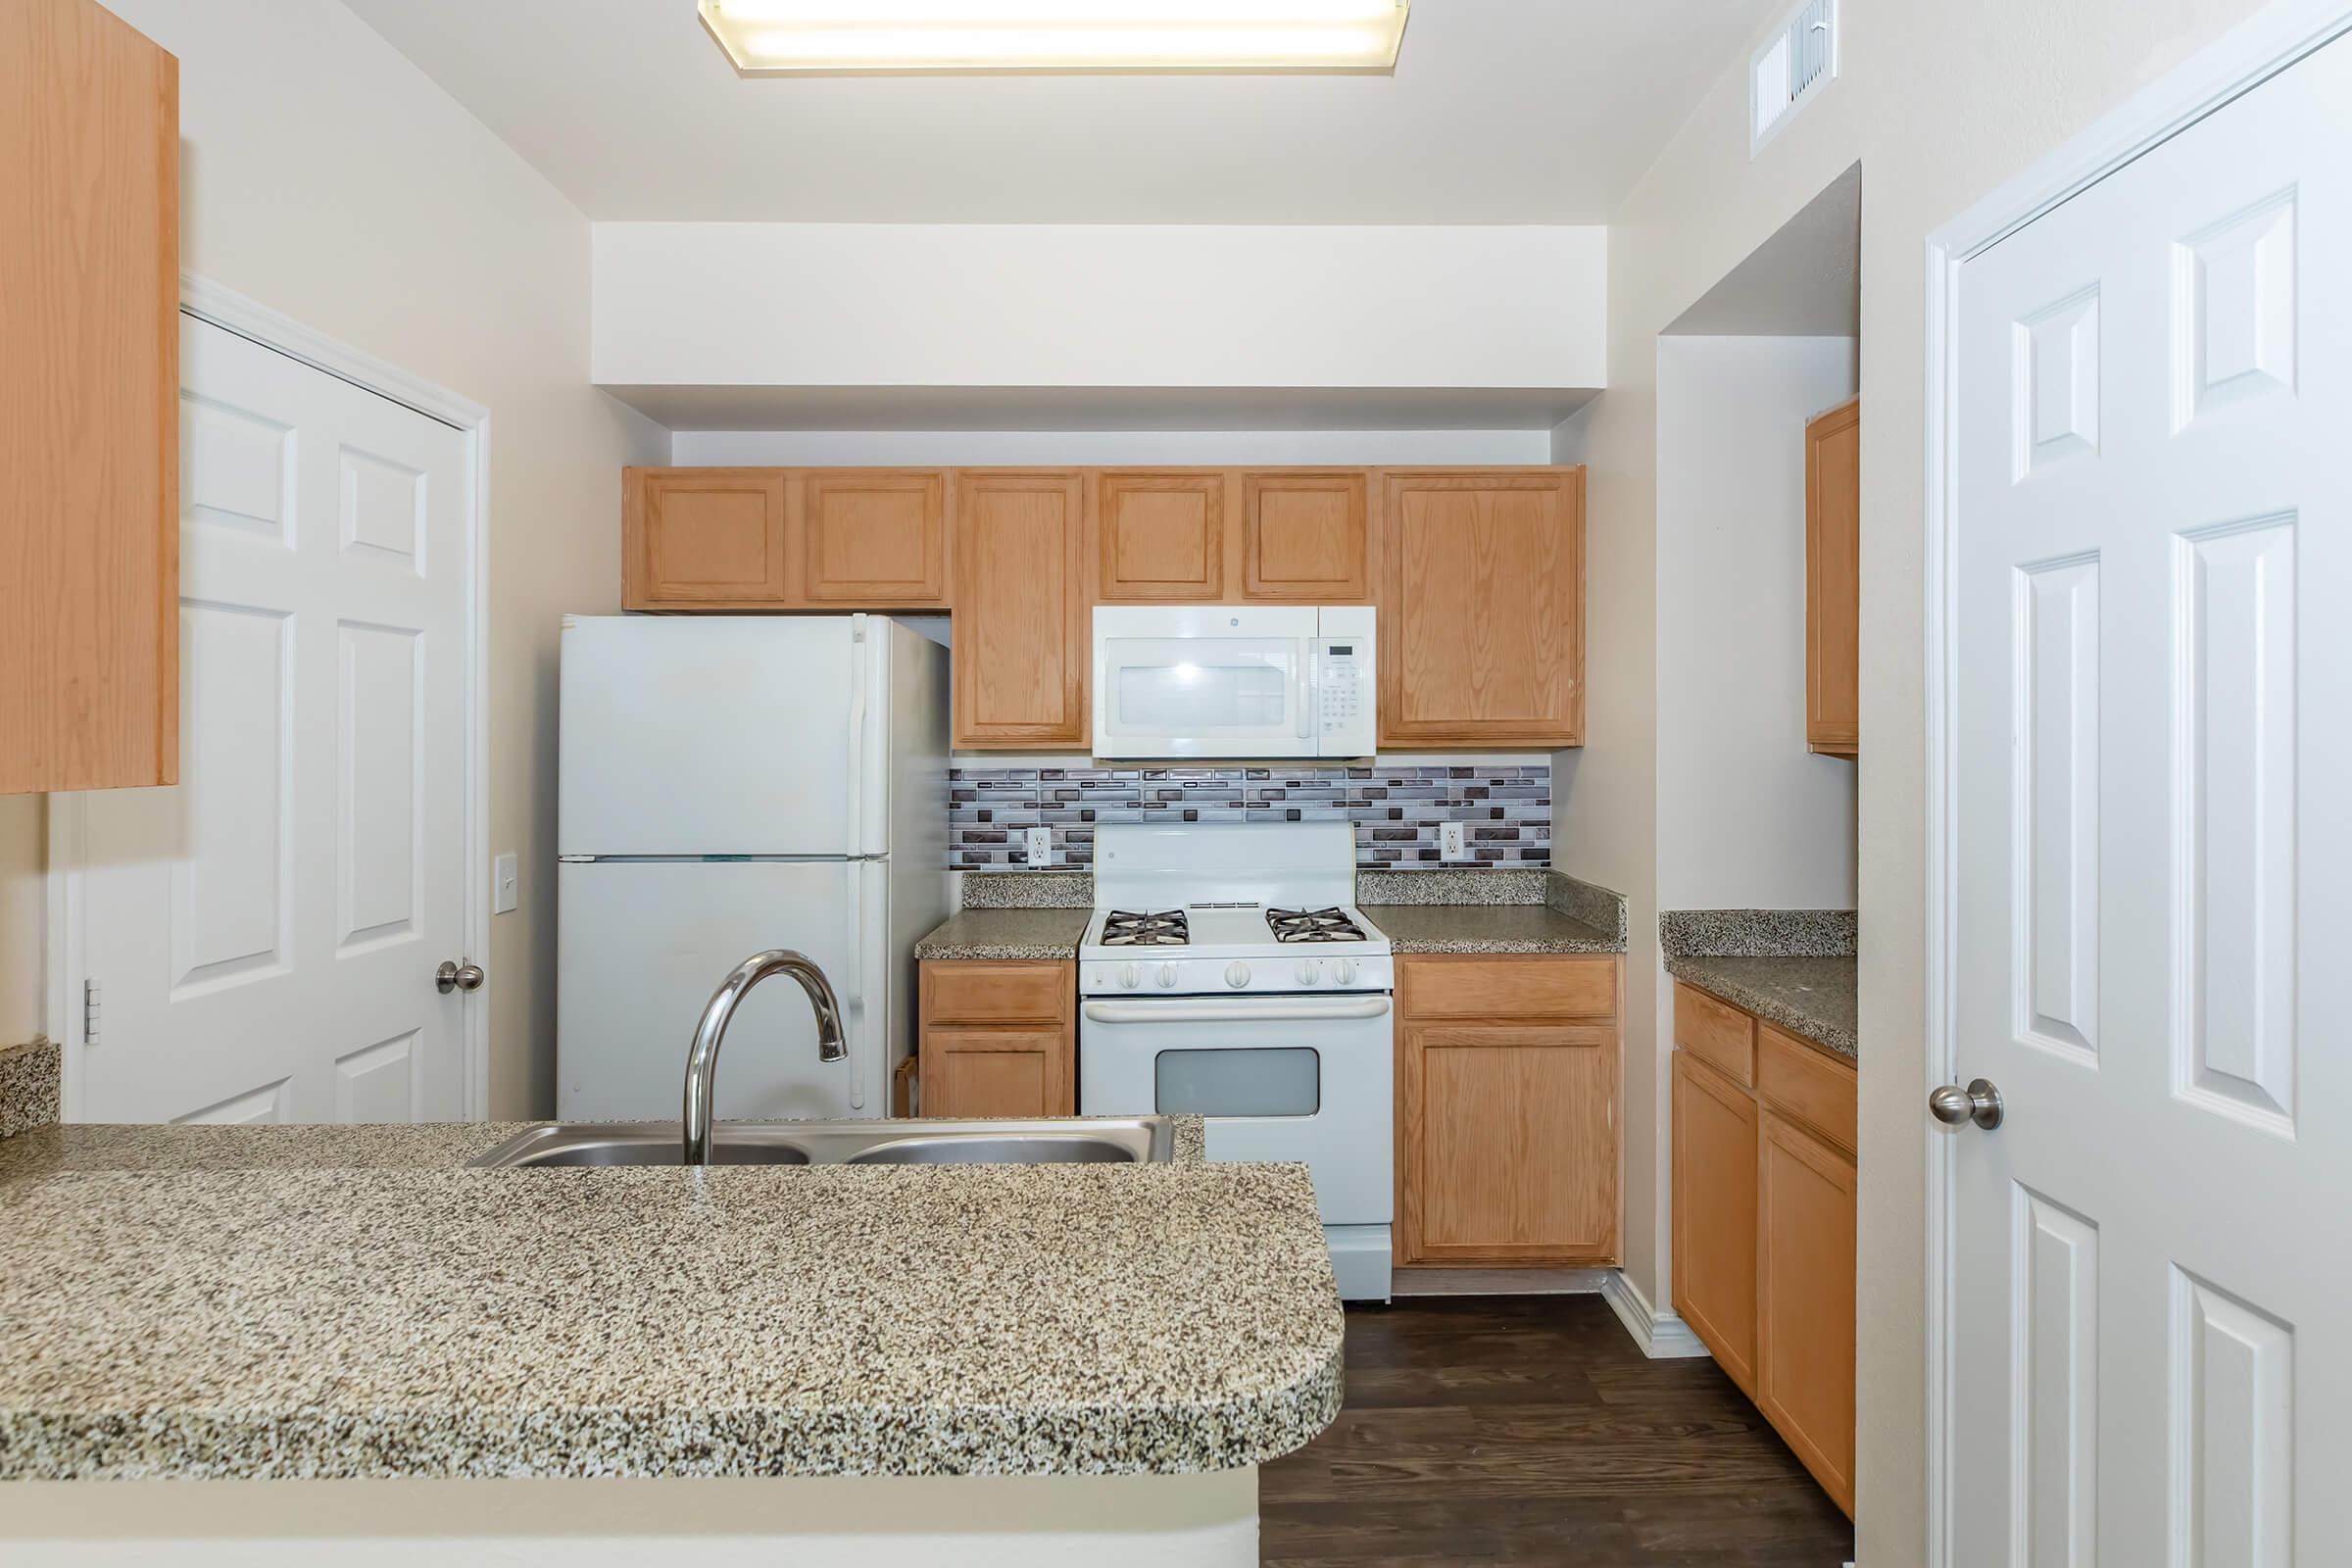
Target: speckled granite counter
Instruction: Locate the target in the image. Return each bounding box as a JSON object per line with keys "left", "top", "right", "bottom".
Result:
{"left": 1664, "top": 955, "right": 1857, "bottom": 1060}
{"left": 0, "top": 1038, "right": 62, "bottom": 1139}
{"left": 1366, "top": 903, "right": 1625, "bottom": 956}
{"left": 914, "top": 907, "right": 1092, "bottom": 961}
{"left": 0, "top": 1120, "right": 1335, "bottom": 1482}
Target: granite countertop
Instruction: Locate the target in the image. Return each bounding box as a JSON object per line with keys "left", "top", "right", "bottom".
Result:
{"left": 1365, "top": 903, "right": 1625, "bottom": 956}
{"left": 914, "top": 907, "right": 1092, "bottom": 962}
{"left": 1664, "top": 955, "right": 1857, "bottom": 1060}
{"left": 0, "top": 1119, "right": 1338, "bottom": 1482}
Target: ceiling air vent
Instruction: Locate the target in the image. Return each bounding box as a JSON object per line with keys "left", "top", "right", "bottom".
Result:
{"left": 1750, "top": 0, "right": 1836, "bottom": 154}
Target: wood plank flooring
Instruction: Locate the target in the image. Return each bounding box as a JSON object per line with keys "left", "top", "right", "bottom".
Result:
{"left": 1260, "top": 1296, "right": 1855, "bottom": 1567}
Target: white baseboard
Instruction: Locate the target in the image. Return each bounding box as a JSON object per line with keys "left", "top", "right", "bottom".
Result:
{"left": 1600, "top": 1270, "right": 1711, "bottom": 1359}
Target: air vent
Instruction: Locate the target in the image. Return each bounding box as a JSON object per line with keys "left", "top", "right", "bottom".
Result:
{"left": 1750, "top": 0, "right": 1837, "bottom": 154}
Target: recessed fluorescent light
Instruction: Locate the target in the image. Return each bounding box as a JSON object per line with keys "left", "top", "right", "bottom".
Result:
{"left": 698, "top": 0, "right": 1410, "bottom": 75}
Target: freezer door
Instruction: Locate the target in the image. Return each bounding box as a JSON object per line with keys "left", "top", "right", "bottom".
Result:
{"left": 560, "top": 615, "right": 864, "bottom": 857}
{"left": 559, "top": 859, "right": 871, "bottom": 1121}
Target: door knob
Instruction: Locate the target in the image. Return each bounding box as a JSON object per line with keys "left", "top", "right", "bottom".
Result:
{"left": 1929, "top": 1078, "right": 2003, "bottom": 1130}
{"left": 436, "top": 960, "right": 486, "bottom": 995}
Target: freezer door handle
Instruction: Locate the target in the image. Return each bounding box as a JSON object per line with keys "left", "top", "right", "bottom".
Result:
{"left": 1082, "top": 997, "right": 1392, "bottom": 1025}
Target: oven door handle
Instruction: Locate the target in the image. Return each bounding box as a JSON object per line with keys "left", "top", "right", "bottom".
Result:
{"left": 1082, "top": 997, "right": 1392, "bottom": 1025}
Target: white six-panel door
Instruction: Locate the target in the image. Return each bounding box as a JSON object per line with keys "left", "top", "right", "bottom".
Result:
{"left": 72, "top": 317, "right": 472, "bottom": 1124}
{"left": 1950, "top": 34, "right": 2350, "bottom": 1565}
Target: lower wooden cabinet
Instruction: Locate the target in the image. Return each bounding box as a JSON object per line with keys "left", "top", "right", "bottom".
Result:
{"left": 916, "top": 959, "right": 1075, "bottom": 1118}
{"left": 1396, "top": 956, "right": 1621, "bottom": 1266}
{"left": 1757, "top": 1108, "right": 1858, "bottom": 1514}
{"left": 1670, "top": 981, "right": 1857, "bottom": 1517}
{"left": 1670, "top": 1049, "right": 1760, "bottom": 1395}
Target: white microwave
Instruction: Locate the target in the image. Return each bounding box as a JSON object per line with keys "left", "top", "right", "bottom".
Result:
{"left": 1092, "top": 605, "right": 1375, "bottom": 760}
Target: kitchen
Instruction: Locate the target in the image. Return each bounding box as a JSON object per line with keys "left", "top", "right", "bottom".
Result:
{"left": 7, "top": 2, "right": 2350, "bottom": 1565}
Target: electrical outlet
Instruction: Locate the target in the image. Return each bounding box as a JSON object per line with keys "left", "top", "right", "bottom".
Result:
{"left": 492, "top": 853, "right": 519, "bottom": 914}
{"left": 1441, "top": 821, "right": 1469, "bottom": 861}
{"left": 1024, "top": 826, "right": 1054, "bottom": 866}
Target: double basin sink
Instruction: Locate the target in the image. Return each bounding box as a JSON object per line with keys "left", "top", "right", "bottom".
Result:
{"left": 471, "top": 1116, "right": 1176, "bottom": 1169}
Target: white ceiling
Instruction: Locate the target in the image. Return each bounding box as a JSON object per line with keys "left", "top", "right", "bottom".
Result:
{"left": 343, "top": 0, "right": 1786, "bottom": 224}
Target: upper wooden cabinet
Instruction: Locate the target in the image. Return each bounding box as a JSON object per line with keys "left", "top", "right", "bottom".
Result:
{"left": 1379, "top": 468, "right": 1586, "bottom": 748}
{"left": 2, "top": 0, "right": 180, "bottom": 794}
{"left": 953, "top": 470, "right": 1089, "bottom": 749}
{"left": 1241, "top": 471, "right": 1372, "bottom": 601}
{"left": 802, "top": 470, "right": 948, "bottom": 605}
{"left": 1805, "top": 400, "right": 1860, "bottom": 756}
{"left": 624, "top": 467, "right": 949, "bottom": 611}
{"left": 1094, "top": 471, "right": 1227, "bottom": 602}
{"left": 625, "top": 469, "right": 790, "bottom": 608}
{"left": 1396, "top": 955, "right": 1621, "bottom": 1267}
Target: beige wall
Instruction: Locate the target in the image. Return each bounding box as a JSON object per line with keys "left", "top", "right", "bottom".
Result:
{"left": 0, "top": 798, "right": 40, "bottom": 1044}
{"left": 50, "top": 0, "right": 670, "bottom": 1114}
{"left": 1556, "top": 0, "right": 2273, "bottom": 1560}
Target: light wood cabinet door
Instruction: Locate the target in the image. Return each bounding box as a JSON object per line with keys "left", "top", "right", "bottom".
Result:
{"left": 921, "top": 1027, "right": 1071, "bottom": 1119}
{"left": 952, "top": 471, "right": 1089, "bottom": 748}
{"left": 1240, "top": 471, "right": 1371, "bottom": 601}
{"left": 1398, "top": 1021, "right": 1619, "bottom": 1265}
{"left": 1757, "top": 1108, "right": 1858, "bottom": 1516}
{"left": 624, "top": 468, "right": 790, "bottom": 608}
{"left": 1671, "top": 1050, "right": 1761, "bottom": 1396}
{"left": 1095, "top": 471, "right": 1228, "bottom": 602}
{"left": 2, "top": 0, "right": 179, "bottom": 794}
{"left": 1805, "top": 399, "right": 1860, "bottom": 756}
{"left": 1378, "top": 468, "right": 1585, "bottom": 747}
{"left": 802, "top": 469, "right": 948, "bottom": 606}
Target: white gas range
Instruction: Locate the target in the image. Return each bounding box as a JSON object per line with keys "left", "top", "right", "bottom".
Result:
{"left": 1076, "top": 821, "right": 1394, "bottom": 1300}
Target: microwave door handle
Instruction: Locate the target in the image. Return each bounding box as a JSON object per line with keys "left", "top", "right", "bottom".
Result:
{"left": 1299, "top": 640, "right": 1316, "bottom": 739}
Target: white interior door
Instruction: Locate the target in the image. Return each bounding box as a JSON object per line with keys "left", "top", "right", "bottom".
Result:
{"left": 72, "top": 316, "right": 472, "bottom": 1125}
{"left": 1949, "top": 35, "right": 2350, "bottom": 1564}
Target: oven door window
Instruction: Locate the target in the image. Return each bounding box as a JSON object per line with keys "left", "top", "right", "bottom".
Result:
{"left": 1153, "top": 1047, "right": 1321, "bottom": 1117}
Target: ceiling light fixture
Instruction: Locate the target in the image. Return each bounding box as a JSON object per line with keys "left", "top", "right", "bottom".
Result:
{"left": 698, "top": 0, "right": 1411, "bottom": 75}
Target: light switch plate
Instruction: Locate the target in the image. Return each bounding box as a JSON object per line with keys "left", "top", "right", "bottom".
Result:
{"left": 1024, "top": 826, "right": 1054, "bottom": 866}
{"left": 1440, "top": 822, "right": 1469, "bottom": 861}
{"left": 492, "top": 853, "right": 519, "bottom": 914}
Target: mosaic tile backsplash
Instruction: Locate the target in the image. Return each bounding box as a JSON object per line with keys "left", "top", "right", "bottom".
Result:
{"left": 950, "top": 763, "right": 1550, "bottom": 871}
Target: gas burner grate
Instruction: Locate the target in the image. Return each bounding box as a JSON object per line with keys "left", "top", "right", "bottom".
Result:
{"left": 1266, "top": 906, "right": 1368, "bottom": 944}
{"left": 1101, "top": 909, "right": 1190, "bottom": 947}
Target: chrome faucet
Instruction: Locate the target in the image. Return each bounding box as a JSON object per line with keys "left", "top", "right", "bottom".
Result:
{"left": 681, "top": 950, "right": 847, "bottom": 1165}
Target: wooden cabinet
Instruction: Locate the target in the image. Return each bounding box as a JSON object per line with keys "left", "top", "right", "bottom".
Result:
{"left": 1378, "top": 468, "right": 1586, "bottom": 747}
{"left": 1094, "top": 471, "right": 1228, "bottom": 601}
{"left": 1671, "top": 1050, "right": 1760, "bottom": 1395}
{"left": 624, "top": 468, "right": 947, "bottom": 610}
{"left": 1758, "top": 1109, "right": 1858, "bottom": 1513}
{"left": 1396, "top": 956, "right": 1621, "bottom": 1266}
{"left": 625, "top": 468, "right": 790, "bottom": 608}
{"left": 1670, "top": 981, "right": 1857, "bottom": 1517}
{"left": 1241, "top": 471, "right": 1371, "bottom": 601}
{"left": 802, "top": 469, "right": 948, "bottom": 605}
{"left": 2, "top": 0, "right": 179, "bottom": 795}
{"left": 917, "top": 959, "right": 1074, "bottom": 1118}
{"left": 952, "top": 471, "right": 1090, "bottom": 749}
{"left": 1805, "top": 399, "right": 1860, "bottom": 756}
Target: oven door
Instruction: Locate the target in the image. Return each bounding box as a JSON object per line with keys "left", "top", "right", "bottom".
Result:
{"left": 1092, "top": 606, "right": 1318, "bottom": 759}
{"left": 1077, "top": 993, "right": 1393, "bottom": 1226}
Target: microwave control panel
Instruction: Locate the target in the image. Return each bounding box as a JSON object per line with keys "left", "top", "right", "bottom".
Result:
{"left": 1313, "top": 607, "right": 1377, "bottom": 754}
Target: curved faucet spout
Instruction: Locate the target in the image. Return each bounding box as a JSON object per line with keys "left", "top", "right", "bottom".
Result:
{"left": 682, "top": 950, "right": 847, "bottom": 1165}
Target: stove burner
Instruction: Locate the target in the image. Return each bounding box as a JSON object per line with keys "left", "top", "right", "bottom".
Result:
{"left": 1266, "top": 906, "right": 1367, "bottom": 944}
{"left": 1101, "top": 909, "right": 1189, "bottom": 947}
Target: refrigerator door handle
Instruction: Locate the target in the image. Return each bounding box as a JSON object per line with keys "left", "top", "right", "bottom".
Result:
{"left": 843, "top": 859, "right": 866, "bottom": 1111}
{"left": 844, "top": 615, "right": 869, "bottom": 858}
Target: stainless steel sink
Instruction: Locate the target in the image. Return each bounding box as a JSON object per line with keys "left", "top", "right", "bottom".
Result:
{"left": 469, "top": 1116, "right": 1174, "bottom": 1170}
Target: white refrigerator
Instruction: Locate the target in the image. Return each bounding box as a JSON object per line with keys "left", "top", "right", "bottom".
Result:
{"left": 557, "top": 614, "right": 951, "bottom": 1121}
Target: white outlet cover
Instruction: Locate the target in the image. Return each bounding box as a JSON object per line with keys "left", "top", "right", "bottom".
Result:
{"left": 1025, "top": 826, "right": 1054, "bottom": 865}
{"left": 492, "top": 852, "right": 519, "bottom": 914}
{"left": 1441, "top": 822, "right": 1469, "bottom": 860}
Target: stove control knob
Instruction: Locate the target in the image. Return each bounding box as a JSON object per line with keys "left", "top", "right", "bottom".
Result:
{"left": 1296, "top": 960, "right": 1321, "bottom": 987}
{"left": 1120, "top": 963, "right": 1142, "bottom": 990}
{"left": 1224, "top": 961, "right": 1252, "bottom": 990}
{"left": 1156, "top": 964, "right": 1179, "bottom": 989}
{"left": 1334, "top": 958, "right": 1359, "bottom": 987}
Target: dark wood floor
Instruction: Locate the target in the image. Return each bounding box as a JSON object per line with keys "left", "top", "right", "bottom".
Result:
{"left": 1260, "top": 1296, "right": 1854, "bottom": 1567}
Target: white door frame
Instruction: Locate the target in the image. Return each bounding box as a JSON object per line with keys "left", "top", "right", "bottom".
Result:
{"left": 1920, "top": 2, "right": 2352, "bottom": 1560}
{"left": 44, "top": 274, "right": 495, "bottom": 1122}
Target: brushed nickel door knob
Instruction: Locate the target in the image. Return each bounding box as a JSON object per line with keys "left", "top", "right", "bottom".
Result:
{"left": 1929, "top": 1078, "right": 2003, "bottom": 1130}
{"left": 436, "top": 960, "right": 485, "bottom": 995}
